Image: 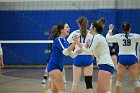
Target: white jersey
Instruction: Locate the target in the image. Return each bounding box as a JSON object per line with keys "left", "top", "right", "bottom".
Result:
{"left": 0, "top": 44, "right": 3, "bottom": 55}
{"left": 137, "top": 43, "right": 140, "bottom": 59}
{"left": 82, "top": 34, "right": 114, "bottom": 66}
{"left": 67, "top": 29, "right": 93, "bottom": 55}
{"left": 106, "top": 33, "right": 140, "bottom": 56}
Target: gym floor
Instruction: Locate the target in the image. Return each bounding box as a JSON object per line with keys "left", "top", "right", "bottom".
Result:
{"left": 0, "top": 67, "right": 135, "bottom": 93}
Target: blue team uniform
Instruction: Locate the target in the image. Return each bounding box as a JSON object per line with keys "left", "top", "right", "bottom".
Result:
{"left": 74, "top": 55, "right": 92, "bottom": 67}
{"left": 119, "top": 55, "right": 137, "bottom": 66}
{"left": 47, "top": 37, "right": 70, "bottom": 72}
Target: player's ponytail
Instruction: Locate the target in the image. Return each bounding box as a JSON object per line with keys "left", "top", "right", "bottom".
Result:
{"left": 50, "top": 26, "right": 59, "bottom": 40}
{"left": 122, "top": 22, "right": 130, "bottom": 39}
{"left": 98, "top": 17, "right": 105, "bottom": 28}
{"left": 92, "top": 20, "right": 103, "bottom": 34}
{"left": 51, "top": 22, "right": 66, "bottom": 40}
{"left": 77, "top": 17, "right": 88, "bottom": 38}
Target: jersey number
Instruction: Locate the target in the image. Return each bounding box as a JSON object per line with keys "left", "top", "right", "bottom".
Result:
{"left": 123, "top": 39, "right": 131, "bottom": 46}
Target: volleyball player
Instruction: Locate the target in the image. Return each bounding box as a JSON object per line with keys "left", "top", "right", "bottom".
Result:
{"left": 67, "top": 16, "right": 93, "bottom": 93}
{"left": 47, "top": 22, "right": 81, "bottom": 93}
{"left": 99, "top": 18, "right": 118, "bottom": 70}
{"left": 98, "top": 18, "right": 118, "bottom": 92}
{"left": 98, "top": 17, "right": 116, "bottom": 92}
{"left": 108, "top": 43, "right": 118, "bottom": 92}
{"left": 42, "top": 26, "right": 67, "bottom": 93}
{"left": 42, "top": 26, "right": 58, "bottom": 87}
{"left": 106, "top": 22, "right": 140, "bottom": 93}
{"left": 75, "top": 20, "right": 114, "bottom": 93}
{"left": 137, "top": 43, "right": 140, "bottom": 81}
{"left": 108, "top": 43, "right": 118, "bottom": 69}
{"left": 0, "top": 44, "right": 4, "bottom": 69}
{"left": 0, "top": 43, "right": 4, "bottom": 76}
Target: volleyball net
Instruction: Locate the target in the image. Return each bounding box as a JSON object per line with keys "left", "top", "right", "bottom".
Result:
{"left": 0, "top": 40, "right": 53, "bottom": 44}
{"left": 1, "top": 40, "right": 96, "bottom": 68}
{"left": 1, "top": 40, "right": 56, "bottom": 67}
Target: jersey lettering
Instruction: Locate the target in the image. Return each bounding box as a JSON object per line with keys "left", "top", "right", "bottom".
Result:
{"left": 122, "top": 39, "right": 131, "bottom": 46}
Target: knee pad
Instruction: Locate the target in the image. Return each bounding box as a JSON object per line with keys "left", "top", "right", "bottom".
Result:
{"left": 48, "top": 89, "right": 51, "bottom": 93}
{"left": 85, "top": 76, "right": 93, "bottom": 89}
{"left": 138, "top": 69, "right": 140, "bottom": 73}
{"left": 48, "top": 77, "right": 51, "bottom": 81}
{"left": 58, "top": 92, "right": 65, "bottom": 93}
{"left": 115, "top": 80, "right": 122, "bottom": 87}
{"left": 72, "top": 79, "right": 79, "bottom": 86}
{"left": 106, "top": 91, "right": 111, "bottom": 93}
{"left": 133, "top": 81, "right": 140, "bottom": 87}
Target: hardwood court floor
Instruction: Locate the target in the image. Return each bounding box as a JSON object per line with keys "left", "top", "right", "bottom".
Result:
{"left": 0, "top": 67, "right": 137, "bottom": 93}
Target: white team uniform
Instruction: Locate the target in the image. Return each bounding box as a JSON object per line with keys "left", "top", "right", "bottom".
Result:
{"left": 67, "top": 29, "right": 93, "bottom": 67}
{"left": 137, "top": 43, "right": 140, "bottom": 59}
{"left": 67, "top": 29, "right": 93, "bottom": 55}
{"left": 106, "top": 32, "right": 140, "bottom": 56}
{"left": 82, "top": 34, "right": 114, "bottom": 66}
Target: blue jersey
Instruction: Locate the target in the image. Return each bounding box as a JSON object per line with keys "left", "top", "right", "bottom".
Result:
{"left": 47, "top": 37, "right": 70, "bottom": 72}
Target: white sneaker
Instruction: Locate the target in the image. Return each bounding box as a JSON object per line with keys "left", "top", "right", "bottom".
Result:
{"left": 41, "top": 79, "right": 47, "bottom": 87}
{"left": 64, "top": 80, "right": 67, "bottom": 84}
{"left": 139, "top": 77, "right": 140, "bottom": 82}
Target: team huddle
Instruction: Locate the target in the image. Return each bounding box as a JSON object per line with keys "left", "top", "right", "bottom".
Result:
{"left": 41, "top": 16, "right": 140, "bottom": 93}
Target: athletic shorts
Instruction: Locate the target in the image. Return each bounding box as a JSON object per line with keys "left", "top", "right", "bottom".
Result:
{"left": 119, "top": 55, "right": 137, "bottom": 67}
{"left": 73, "top": 55, "right": 92, "bottom": 67}
{"left": 47, "top": 62, "right": 63, "bottom": 73}
{"left": 98, "top": 64, "right": 115, "bottom": 74}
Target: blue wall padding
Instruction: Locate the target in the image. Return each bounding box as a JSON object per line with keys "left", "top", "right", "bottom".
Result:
{"left": 0, "top": 9, "right": 140, "bottom": 65}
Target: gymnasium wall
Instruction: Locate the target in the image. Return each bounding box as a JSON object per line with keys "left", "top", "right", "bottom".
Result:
{"left": 0, "top": 0, "right": 140, "bottom": 65}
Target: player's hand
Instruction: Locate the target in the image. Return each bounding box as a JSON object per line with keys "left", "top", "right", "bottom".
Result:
{"left": 76, "top": 49, "right": 83, "bottom": 55}
{"left": 72, "top": 34, "right": 79, "bottom": 39}
{"left": 73, "top": 35, "right": 79, "bottom": 43}
{"left": 109, "top": 24, "right": 114, "bottom": 32}
{"left": 73, "top": 34, "right": 83, "bottom": 48}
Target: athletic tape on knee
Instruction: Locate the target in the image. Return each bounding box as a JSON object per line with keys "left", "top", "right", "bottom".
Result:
{"left": 85, "top": 76, "right": 93, "bottom": 89}
{"left": 106, "top": 91, "right": 111, "bottom": 93}
{"left": 133, "top": 81, "right": 140, "bottom": 87}
{"left": 115, "top": 80, "right": 122, "bottom": 87}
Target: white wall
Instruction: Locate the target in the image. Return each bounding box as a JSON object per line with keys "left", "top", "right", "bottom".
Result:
{"left": 0, "top": 0, "right": 100, "bottom": 2}
{"left": 117, "top": 0, "right": 140, "bottom": 9}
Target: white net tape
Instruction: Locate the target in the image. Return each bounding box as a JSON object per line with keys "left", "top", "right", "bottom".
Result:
{"left": 0, "top": 40, "right": 53, "bottom": 43}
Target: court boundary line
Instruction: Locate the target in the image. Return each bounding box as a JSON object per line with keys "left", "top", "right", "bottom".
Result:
{"left": 4, "top": 65, "right": 98, "bottom": 68}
